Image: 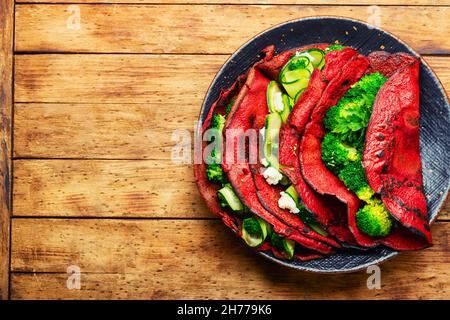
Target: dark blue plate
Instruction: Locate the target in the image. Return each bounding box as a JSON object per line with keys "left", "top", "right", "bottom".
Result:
{"left": 199, "top": 16, "right": 450, "bottom": 273}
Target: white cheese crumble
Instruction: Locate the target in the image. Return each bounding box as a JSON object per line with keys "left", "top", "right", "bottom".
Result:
{"left": 262, "top": 167, "right": 283, "bottom": 185}
{"left": 278, "top": 191, "right": 300, "bottom": 214}
{"left": 260, "top": 157, "right": 269, "bottom": 167}
{"left": 273, "top": 91, "right": 285, "bottom": 112}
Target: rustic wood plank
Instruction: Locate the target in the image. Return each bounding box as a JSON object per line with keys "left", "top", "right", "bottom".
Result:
{"left": 15, "top": 4, "right": 450, "bottom": 54}
{"left": 13, "top": 103, "right": 198, "bottom": 159}
{"left": 0, "top": 0, "right": 13, "bottom": 300}
{"left": 14, "top": 54, "right": 223, "bottom": 104}
{"left": 14, "top": 0, "right": 450, "bottom": 5}
{"left": 13, "top": 54, "right": 450, "bottom": 104}
{"left": 10, "top": 219, "right": 450, "bottom": 299}
{"left": 12, "top": 160, "right": 208, "bottom": 217}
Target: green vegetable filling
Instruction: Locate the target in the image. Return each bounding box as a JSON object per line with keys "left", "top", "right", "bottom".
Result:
{"left": 324, "top": 72, "right": 387, "bottom": 148}
{"left": 325, "top": 44, "right": 347, "bottom": 53}
{"left": 206, "top": 114, "right": 227, "bottom": 184}
{"left": 321, "top": 133, "right": 359, "bottom": 175}
{"left": 321, "top": 72, "right": 393, "bottom": 237}
{"left": 356, "top": 199, "right": 393, "bottom": 237}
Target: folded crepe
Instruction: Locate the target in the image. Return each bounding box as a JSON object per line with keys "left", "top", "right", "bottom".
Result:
{"left": 298, "top": 51, "right": 431, "bottom": 250}
{"left": 195, "top": 43, "right": 432, "bottom": 263}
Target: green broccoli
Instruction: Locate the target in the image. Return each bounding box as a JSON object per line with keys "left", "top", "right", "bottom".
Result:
{"left": 323, "top": 72, "right": 387, "bottom": 147}
{"left": 356, "top": 199, "right": 393, "bottom": 237}
{"left": 206, "top": 163, "right": 226, "bottom": 184}
{"left": 338, "top": 161, "right": 374, "bottom": 202}
{"left": 206, "top": 114, "right": 227, "bottom": 184}
{"left": 325, "top": 44, "right": 347, "bottom": 53}
{"left": 210, "top": 114, "right": 226, "bottom": 131}
{"left": 321, "top": 133, "right": 359, "bottom": 174}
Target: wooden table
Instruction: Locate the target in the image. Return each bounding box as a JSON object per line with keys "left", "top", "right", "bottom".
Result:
{"left": 0, "top": 0, "right": 449, "bottom": 300}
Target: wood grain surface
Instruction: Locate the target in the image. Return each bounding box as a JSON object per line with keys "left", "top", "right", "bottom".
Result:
{"left": 0, "top": 0, "right": 13, "bottom": 300}
{"left": 10, "top": 219, "right": 450, "bottom": 299}
{"left": 14, "top": 0, "right": 450, "bottom": 6}
{"left": 13, "top": 160, "right": 208, "bottom": 217}
{"left": 2, "top": 0, "right": 450, "bottom": 300}
{"left": 15, "top": 4, "right": 450, "bottom": 54}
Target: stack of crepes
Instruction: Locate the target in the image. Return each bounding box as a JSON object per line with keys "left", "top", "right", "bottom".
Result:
{"left": 194, "top": 43, "right": 432, "bottom": 261}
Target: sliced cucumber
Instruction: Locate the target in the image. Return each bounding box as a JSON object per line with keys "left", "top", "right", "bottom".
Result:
{"left": 270, "top": 233, "right": 295, "bottom": 259}
{"left": 217, "top": 184, "right": 244, "bottom": 212}
{"left": 283, "top": 239, "right": 295, "bottom": 259}
{"left": 285, "top": 185, "right": 299, "bottom": 205}
{"left": 257, "top": 218, "right": 271, "bottom": 240}
{"left": 298, "top": 48, "right": 325, "bottom": 70}
{"left": 279, "top": 175, "right": 290, "bottom": 186}
{"left": 309, "top": 221, "right": 329, "bottom": 237}
{"left": 280, "top": 68, "right": 311, "bottom": 84}
{"left": 242, "top": 217, "right": 269, "bottom": 247}
{"left": 282, "top": 76, "right": 310, "bottom": 99}
{"left": 282, "top": 55, "right": 313, "bottom": 74}
{"left": 288, "top": 96, "right": 295, "bottom": 111}
{"left": 267, "top": 81, "right": 286, "bottom": 113}
{"left": 267, "top": 81, "right": 291, "bottom": 123}
{"left": 279, "top": 94, "right": 291, "bottom": 123}
{"left": 279, "top": 48, "right": 325, "bottom": 99}
{"left": 263, "top": 113, "right": 283, "bottom": 169}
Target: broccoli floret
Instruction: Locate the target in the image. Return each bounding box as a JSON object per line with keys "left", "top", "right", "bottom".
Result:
{"left": 356, "top": 199, "right": 393, "bottom": 237}
{"left": 211, "top": 114, "right": 226, "bottom": 130}
{"left": 348, "top": 72, "right": 387, "bottom": 98}
{"left": 243, "top": 217, "right": 263, "bottom": 237}
{"left": 206, "top": 163, "right": 226, "bottom": 184}
{"left": 325, "top": 44, "right": 347, "bottom": 53}
{"left": 322, "top": 133, "right": 359, "bottom": 174}
{"left": 324, "top": 73, "right": 387, "bottom": 147}
{"left": 338, "top": 161, "right": 374, "bottom": 202}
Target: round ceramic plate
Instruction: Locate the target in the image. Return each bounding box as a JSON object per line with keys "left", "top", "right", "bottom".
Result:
{"left": 198, "top": 16, "right": 450, "bottom": 273}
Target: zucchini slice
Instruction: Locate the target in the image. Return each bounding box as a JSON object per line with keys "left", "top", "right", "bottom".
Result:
{"left": 283, "top": 239, "right": 295, "bottom": 259}
{"left": 267, "top": 81, "right": 286, "bottom": 113}
{"left": 279, "top": 94, "right": 292, "bottom": 123}
{"left": 285, "top": 185, "right": 300, "bottom": 205}
{"left": 242, "top": 217, "right": 269, "bottom": 247}
{"left": 281, "top": 72, "right": 310, "bottom": 99}
{"left": 270, "top": 233, "right": 295, "bottom": 259}
{"left": 280, "top": 55, "right": 314, "bottom": 76}
{"left": 263, "top": 113, "right": 283, "bottom": 169}
{"left": 267, "top": 81, "right": 291, "bottom": 123}
{"left": 279, "top": 48, "right": 325, "bottom": 99}
{"left": 217, "top": 184, "right": 244, "bottom": 212}
{"left": 298, "top": 48, "right": 325, "bottom": 70}
{"left": 280, "top": 68, "right": 311, "bottom": 84}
